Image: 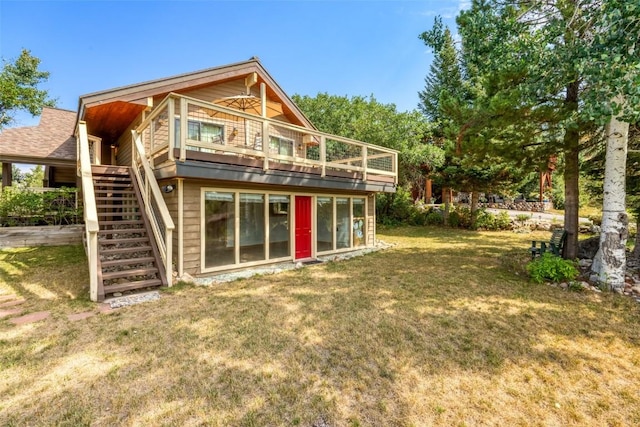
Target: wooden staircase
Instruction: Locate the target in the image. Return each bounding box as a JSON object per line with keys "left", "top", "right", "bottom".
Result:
{"left": 91, "top": 165, "right": 167, "bottom": 298}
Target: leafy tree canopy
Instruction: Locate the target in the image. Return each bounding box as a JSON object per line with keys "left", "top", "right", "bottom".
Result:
{"left": 0, "top": 49, "right": 56, "bottom": 130}
{"left": 292, "top": 93, "right": 445, "bottom": 191}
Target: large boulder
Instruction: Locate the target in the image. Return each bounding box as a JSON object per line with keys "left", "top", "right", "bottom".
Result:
{"left": 578, "top": 235, "right": 600, "bottom": 259}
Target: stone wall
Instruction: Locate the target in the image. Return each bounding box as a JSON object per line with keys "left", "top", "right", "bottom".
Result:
{"left": 478, "top": 201, "right": 553, "bottom": 212}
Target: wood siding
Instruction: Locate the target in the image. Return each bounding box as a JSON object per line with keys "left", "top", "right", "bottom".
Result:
{"left": 367, "top": 194, "right": 376, "bottom": 245}
{"left": 180, "top": 180, "right": 202, "bottom": 274}
{"left": 168, "top": 178, "right": 377, "bottom": 276}
{"left": 116, "top": 114, "right": 142, "bottom": 167}
{"left": 160, "top": 179, "right": 180, "bottom": 274}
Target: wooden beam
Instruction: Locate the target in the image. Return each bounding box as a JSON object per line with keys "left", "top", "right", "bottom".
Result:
{"left": 2, "top": 162, "right": 12, "bottom": 188}
{"left": 245, "top": 72, "right": 258, "bottom": 94}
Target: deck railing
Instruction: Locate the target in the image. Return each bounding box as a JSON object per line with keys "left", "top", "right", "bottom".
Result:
{"left": 76, "top": 121, "right": 102, "bottom": 301}
{"left": 131, "top": 129, "right": 175, "bottom": 286}
{"left": 136, "top": 93, "right": 398, "bottom": 183}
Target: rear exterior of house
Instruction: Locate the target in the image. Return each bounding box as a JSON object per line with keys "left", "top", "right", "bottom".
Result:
{"left": 3, "top": 57, "right": 398, "bottom": 301}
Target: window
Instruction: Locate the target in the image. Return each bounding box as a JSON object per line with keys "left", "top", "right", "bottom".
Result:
{"left": 269, "top": 136, "right": 294, "bottom": 157}
{"left": 239, "top": 193, "right": 265, "bottom": 263}
{"left": 336, "top": 197, "right": 350, "bottom": 249}
{"left": 316, "top": 197, "right": 333, "bottom": 252}
{"left": 352, "top": 198, "right": 365, "bottom": 247}
{"left": 203, "top": 192, "right": 235, "bottom": 268}
{"left": 175, "top": 119, "right": 224, "bottom": 149}
{"left": 189, "top": 121, "right": 223, "bottom": 143}
{"left": 269, "top": 195, "right": 290, "bottom": 259}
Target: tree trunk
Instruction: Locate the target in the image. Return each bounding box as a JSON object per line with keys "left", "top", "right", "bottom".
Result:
{"left": 562, "top": 81, "right": 580, "bottom": 259}
{"left": 470, "top": 191, "right": 480, "bottom": 229}
{"left": 443, "top": 187, "right": 451, "bottom": 226}
{"left": 591, "top": 102, "right": 629, "bottom": 291}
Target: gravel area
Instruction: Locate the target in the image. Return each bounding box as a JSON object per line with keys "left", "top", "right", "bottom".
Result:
{"left": 193, "top": 241, "right": 393, "bottom": 286}
{"left": 105, "top": 291, "right": 161, "bottom": 308}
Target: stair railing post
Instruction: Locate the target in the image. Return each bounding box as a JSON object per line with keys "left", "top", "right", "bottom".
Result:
{"left": 77, "top": 121, "right": 102, "bottom": 301}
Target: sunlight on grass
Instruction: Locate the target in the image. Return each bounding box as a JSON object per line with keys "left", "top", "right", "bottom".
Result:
{"left": 1, "top": 230, "right": 639, "bottom": 425}
{"left": 19, "top": 281, "right": 59, "bottom": 299}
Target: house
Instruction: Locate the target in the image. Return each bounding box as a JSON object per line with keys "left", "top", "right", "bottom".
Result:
{"left": 0, "top": 57, "right": 398, "bottom": 301}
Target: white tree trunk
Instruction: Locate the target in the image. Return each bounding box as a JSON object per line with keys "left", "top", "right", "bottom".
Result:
{"left": 591, "top": 100, "right": 629, "bottom": 292}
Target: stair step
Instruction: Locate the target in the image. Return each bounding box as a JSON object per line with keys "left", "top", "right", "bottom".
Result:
{"left": 92, "top": 165, "right": 131, "bottom": 174}
{"left": 101, "top": 257, "right": 156, "bottom": 268}
{"left": 100, "top": 245, "right": 153, "bottom": 255}
{"left": 98, "top": 228, "right": 146, "bottom": 236}
{"left": 94, "top": 177, "right": 132, "bottom": 184}
{"left": 97, "top": 211, "right": 140, "bottom": 217}
{"left": 104, "top": 279, "right": 163, "bottom": 294}
{"left": 99, "top": 220, "right": 144, "bottom": 226}
{"left": 95, "top": 196, "right": 136, "bottom": 201}
{"left": 94, "top": 189, "right": 135, "bottom": 195}
{"left": 93, "top": 182, "right": 132, "bottom": 188}
{"left": 99, "top": 237, "right": 149, "bottom": 245}
{"left": 102, "top": 267, "right": 159, "bottom": 280}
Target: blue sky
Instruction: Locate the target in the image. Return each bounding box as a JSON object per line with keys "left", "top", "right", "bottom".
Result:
{"left": 1, "top": 0, "right": 469, "bottom": 128}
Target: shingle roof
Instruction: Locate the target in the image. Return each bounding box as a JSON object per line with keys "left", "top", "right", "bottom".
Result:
{"left": 0, "top": 107, "right": 77, "bottom": 162}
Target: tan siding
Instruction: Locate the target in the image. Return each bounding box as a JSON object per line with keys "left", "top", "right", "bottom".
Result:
{"left": 181, "top": 181, "right": 202, "bottom": 274}
{"left": 160, "top": 180, "right": 179, "bottom": 274}
{"left": 181, "top": 80, "right": 247, "bottom": 102}
{"left": 116, "top": 114, "right": 142, "bottom": 166}
{"left": 53, "top": 166, "right": 77, "bottom": 185}
{"left": 175, "top": 178, "right": 379, "bottom": 275}
{"left": 367, "top": 194, "right": 376, "bottom": 246}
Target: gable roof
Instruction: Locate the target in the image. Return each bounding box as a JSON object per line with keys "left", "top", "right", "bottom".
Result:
{"left": 78, "top": 57, "right": 315, "bottom": 141}
{"left": 0, "top": 107, "right": 77, "bottom": 166}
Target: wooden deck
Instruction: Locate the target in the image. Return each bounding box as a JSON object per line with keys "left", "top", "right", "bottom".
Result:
{"left": 137, "top": 93, "right": 398, "bottom": 186}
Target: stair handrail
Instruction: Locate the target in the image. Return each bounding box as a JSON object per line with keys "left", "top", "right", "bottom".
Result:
{"left": 77, "top": 121, "right": 102, "bottom": 301}
{"left": 131, "top": 129, "right": 175, "bottom": 286}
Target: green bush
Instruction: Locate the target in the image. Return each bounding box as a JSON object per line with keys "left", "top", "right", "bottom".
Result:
{"left": 495, "top": 211, "right": 512, "bottom": 229}
{"left": 527, "top": 253, "right": 579, "bottom": 284}
{"left": 425, "top": 210, "right": 444, "bottom": 226}
{"left": 0, "top": 187, "right": 81, "bottom": 227}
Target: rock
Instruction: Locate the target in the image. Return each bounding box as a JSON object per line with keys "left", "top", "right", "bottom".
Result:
{"left": 178, "top": 272, "right": 195, "bottom": 283}
{"left": 578, "top": 236, "right": 600, "bottom": 259}
{"left": 632, "top": 286, "right": 640, "bottom": 294}
{"left": 580, "top": 281, "right": 591, "bottom": 290}
{"left": 113, "top": 292, "right": 123, "bottom": 297}
{"left": 578, "top": 259, "right": 593, "bottom": 268}
{"left": 560, "top": 282, "right": 568, "bottom": 289}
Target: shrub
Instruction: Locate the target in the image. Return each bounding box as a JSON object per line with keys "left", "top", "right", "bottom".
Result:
{"left": 424, "top": 210, "right": 444, "bottom": 226}
{"left": 0, "top": 187, "right": 81, "bottom": 227}
{"left": 527, "top": 253, "right": 579, "bottom": 284}
{"left": 495, "top": 211, "right": 512, "bottom": 229}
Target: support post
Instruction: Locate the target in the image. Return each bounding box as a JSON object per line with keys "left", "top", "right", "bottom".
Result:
{"left": 177, "top": 178, "right": 184, "bottom": 277}
{"left": 1, "top": 163, "right": 12, "bottom": 188}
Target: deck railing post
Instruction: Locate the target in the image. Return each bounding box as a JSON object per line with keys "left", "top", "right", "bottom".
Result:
{"left": 262, "top": 121, "right": 269, "bottom": 171}
{"left": 77, "top": 121, "right": 101, "bottom": 301}
{"left": 179, "top": 98, "right": 187, "bottom": 161}
{"left": 168, "top": 98, "right": 176, "bottom": 161}
{"left": 362, "top": 145, "right": 368, "bottom": 181}
{"left": 320, "top": 136, "right": 326, "bottom": 177}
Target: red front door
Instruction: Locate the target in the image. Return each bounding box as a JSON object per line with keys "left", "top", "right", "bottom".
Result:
{"left": 295, "top": 196, "right": 312, "bottom": 259}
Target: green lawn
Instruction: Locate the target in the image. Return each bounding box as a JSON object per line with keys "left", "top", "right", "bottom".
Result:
{"left": 1, "top": 227, "right": 639, "bottom": 426}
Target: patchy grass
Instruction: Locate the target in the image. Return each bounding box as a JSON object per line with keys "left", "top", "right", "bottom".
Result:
{"left": 1, "top": 229, "right": 639, "bottom": 426}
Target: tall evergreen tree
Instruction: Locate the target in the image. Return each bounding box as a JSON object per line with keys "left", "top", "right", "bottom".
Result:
{"left": 419, "top": 15, "right": 528, "bottom": 226}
